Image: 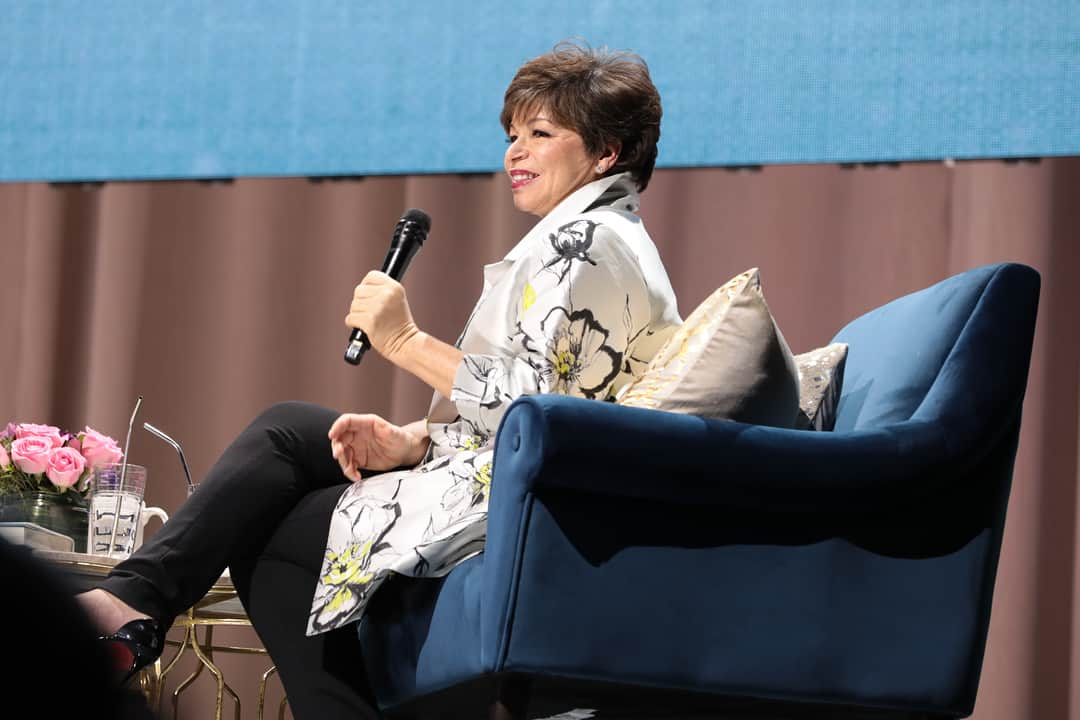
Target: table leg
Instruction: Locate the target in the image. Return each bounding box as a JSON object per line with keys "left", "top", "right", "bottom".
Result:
{"left": 171, "top": 650, "right": 205, "bottom": 716}
{"left": 259, "top": 665, "right": 276, "bottom": 720}
{"left": 149, "top": 620, "right": 193, "bottom": 712}
{"left": 189, "top": 622, "right": 242, "bottom": 720}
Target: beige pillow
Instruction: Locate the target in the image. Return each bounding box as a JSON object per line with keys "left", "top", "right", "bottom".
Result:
{"left": 618, "top": 268, "right": 800, "bottom": 428}
{"left": 793, "top": 342, "right": 848, "bottom": 431}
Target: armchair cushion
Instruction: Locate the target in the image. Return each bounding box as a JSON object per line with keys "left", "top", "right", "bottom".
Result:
{"left": 793, "top": 342, "right": 848, "bottom": 431}
{"left": 618, "top": 268, "right": 800, "bottom": 429}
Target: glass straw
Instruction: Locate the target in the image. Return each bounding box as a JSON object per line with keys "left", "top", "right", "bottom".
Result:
{"left": 107, "top": 395, "right": 142, "bottom": 558}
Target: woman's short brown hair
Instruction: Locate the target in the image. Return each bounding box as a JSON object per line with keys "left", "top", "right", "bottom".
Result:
{"left": 501, "top": 40, "right": 662, "bottom": 192}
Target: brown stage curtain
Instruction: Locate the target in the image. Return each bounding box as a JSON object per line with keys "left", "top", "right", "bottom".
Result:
{"left": 1, "top": 159, "right": 1078, "bottom": 719}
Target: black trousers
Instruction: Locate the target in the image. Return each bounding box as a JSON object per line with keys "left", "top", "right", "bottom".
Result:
{"left": 99, "top": 401, "right": 381, "bottom": 719}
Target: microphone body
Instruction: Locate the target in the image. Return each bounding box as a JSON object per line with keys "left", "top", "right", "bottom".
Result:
{"left": 345, "top": 209, "right": 431, "bottom": 365}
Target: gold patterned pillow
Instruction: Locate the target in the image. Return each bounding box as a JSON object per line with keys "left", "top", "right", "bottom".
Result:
{"left": 792, "top": 342, "right": 848, "bottom": 431}
{"left": 617, "top": 268, "right": 800, "bottom": 428}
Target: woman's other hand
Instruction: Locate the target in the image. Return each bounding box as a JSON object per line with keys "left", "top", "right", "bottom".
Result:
{"left": 328, "top": 414, "right": 427, "bottom": 482}
{"left": 345, "top": 271, "right": 420, "bottom": 362}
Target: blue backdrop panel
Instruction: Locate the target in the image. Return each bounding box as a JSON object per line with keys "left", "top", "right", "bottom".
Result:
{"left": 1, "top": 1, "right": 1077, "bottom": 182}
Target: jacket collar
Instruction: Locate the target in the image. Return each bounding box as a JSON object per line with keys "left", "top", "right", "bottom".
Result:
{"left": 502, "top": 172, "right": 639, "bottom": 264}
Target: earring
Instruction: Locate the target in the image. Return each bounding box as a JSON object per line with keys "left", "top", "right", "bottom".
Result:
{"left": 596, "top": 164, "right": 604, "bottom": 173}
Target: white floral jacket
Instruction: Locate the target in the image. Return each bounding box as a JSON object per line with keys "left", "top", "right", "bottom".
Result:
{"left": 308, "top": 172, "right": 680, "bottom": 635}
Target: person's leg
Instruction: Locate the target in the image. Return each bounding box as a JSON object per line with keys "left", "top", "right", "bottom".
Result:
{"left": 0, "top": 538, "right": 156, "bottom": 719}
{"left": 230, "top": 483, "right": 381, "bottom": 720}
{"left": 91, "top": 401, "right": 347, "bottom": 626}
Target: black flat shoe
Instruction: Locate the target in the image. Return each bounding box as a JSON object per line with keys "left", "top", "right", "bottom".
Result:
{"left": 99, "top": 619, "right": 166, "bottom": 686}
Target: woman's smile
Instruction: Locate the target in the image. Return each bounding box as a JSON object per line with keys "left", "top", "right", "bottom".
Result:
{"left": 509, "top": 170, "right": 539, "bottom": 190}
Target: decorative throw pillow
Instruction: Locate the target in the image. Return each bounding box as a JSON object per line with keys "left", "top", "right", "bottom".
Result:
{"left": 792, "top": 342, "right": 848, "bottom": 431}
{"left": 617, "top": 268, "right": 800, "bottom": 428}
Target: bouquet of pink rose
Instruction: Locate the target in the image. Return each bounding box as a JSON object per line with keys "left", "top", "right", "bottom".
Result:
{"left": 0, "top": 422, "right": 124, "bottom": 498}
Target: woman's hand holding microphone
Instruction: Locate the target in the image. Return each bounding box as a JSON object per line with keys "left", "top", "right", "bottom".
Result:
{"left": 345, "top": 271, "right": 420, "bottom": 364}
{"left": 341, "top": 269, "right": 464, "bottom": 403}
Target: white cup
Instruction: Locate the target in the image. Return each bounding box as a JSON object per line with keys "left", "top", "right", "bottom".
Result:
{"left": 86, "top": 463, "right": 173, "bottom": 556}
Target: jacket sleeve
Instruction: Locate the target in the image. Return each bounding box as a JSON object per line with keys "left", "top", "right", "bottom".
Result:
{"left": 450, "top": 219, "right": 653, "bottom": 436}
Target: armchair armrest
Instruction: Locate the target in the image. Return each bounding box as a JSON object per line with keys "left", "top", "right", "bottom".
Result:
{"left": 476, "top": 394, "right": 1003, "bottom": 704}
{"left": 491, "top": 394, "right": 955, "bottom": 514}
{"left": 481, "top": 395, "right": 952, "bottom": 667}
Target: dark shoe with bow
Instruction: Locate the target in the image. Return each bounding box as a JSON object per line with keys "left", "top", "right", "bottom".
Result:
{"left": 99, "top": 619, "right": 166, "bottom": 686}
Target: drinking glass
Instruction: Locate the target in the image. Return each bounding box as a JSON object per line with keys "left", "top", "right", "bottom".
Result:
{"left": 87, "top": 463, "right": 147, "bottom": 557}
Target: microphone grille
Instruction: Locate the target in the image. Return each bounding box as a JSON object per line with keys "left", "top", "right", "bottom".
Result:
{"left": 403, "top": 208, "right": 431, "bottom": 234}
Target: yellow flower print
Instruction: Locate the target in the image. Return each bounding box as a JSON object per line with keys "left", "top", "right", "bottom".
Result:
{"left": 522, "top": 282, "right": 537, "bottom": 313}
{"left": 327, "top": 585, "right": 354, "bottom": 612}
{"left": 462, "top": 435, "right": 482, "bottom": 451}
{"left": 552, "top": 341, "right": 577, "bottom": 381}
{"left": 472, "top": 461, "right": 492, "bottom": 502}
{"left": 323, "top": 540, "right": 375, "bottom": 587}
{"left": 322, "top": 540, "right": 378, "bottom": 612}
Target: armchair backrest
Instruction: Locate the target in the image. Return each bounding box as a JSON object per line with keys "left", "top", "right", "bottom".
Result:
{"left": 832, "top": 263, "right": 1040, "bottom": 436}
{"left": 827, "top": 262, "right": 1040, "bottom": 711}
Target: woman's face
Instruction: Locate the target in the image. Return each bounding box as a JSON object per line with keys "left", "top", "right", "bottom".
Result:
{"left": 504, "top": 110, "right": 599, "bottom": 218}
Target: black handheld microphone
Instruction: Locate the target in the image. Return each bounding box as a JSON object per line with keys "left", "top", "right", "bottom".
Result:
{"left": 344, "top": 208, "right": 432, "bottom": 365}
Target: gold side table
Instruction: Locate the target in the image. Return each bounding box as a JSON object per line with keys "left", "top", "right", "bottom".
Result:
{"left": 39, "top": 549, "right": 288, "bottom": 720}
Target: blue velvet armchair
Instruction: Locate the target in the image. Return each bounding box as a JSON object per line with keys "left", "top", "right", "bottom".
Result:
{"left": 358, "top": 262, "right": 1040, "bottom": 719}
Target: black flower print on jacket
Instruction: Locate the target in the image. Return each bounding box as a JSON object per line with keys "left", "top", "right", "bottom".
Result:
{"left": 539, "top": 306, "right": 621, "bottom": 398}
{"left": 544, "top": 218, "right": 600, "bottom": 282}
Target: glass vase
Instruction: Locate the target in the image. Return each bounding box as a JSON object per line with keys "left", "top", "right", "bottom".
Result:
{"left": 0, "top": 490, "right": 89, "bottom": 552}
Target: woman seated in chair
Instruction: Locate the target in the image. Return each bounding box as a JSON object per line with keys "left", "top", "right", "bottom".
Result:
{"left": 78, "top": 40, "right": 680, "bottom": 719}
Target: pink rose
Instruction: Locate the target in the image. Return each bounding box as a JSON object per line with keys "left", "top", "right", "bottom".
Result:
{"left": 80, "top": 427, "right": 124, "bottom": 469}
{"left": 10, "top": 436, "right": 53, "bottom": 475}
{"left": 0, "top": 443, "right": 9, "bottom": 468}
{"left": 45, "top": 447, "right": 87, "bottom": 489}
{"left": 15, "top": 423, "right": 65, "bottom": 449}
